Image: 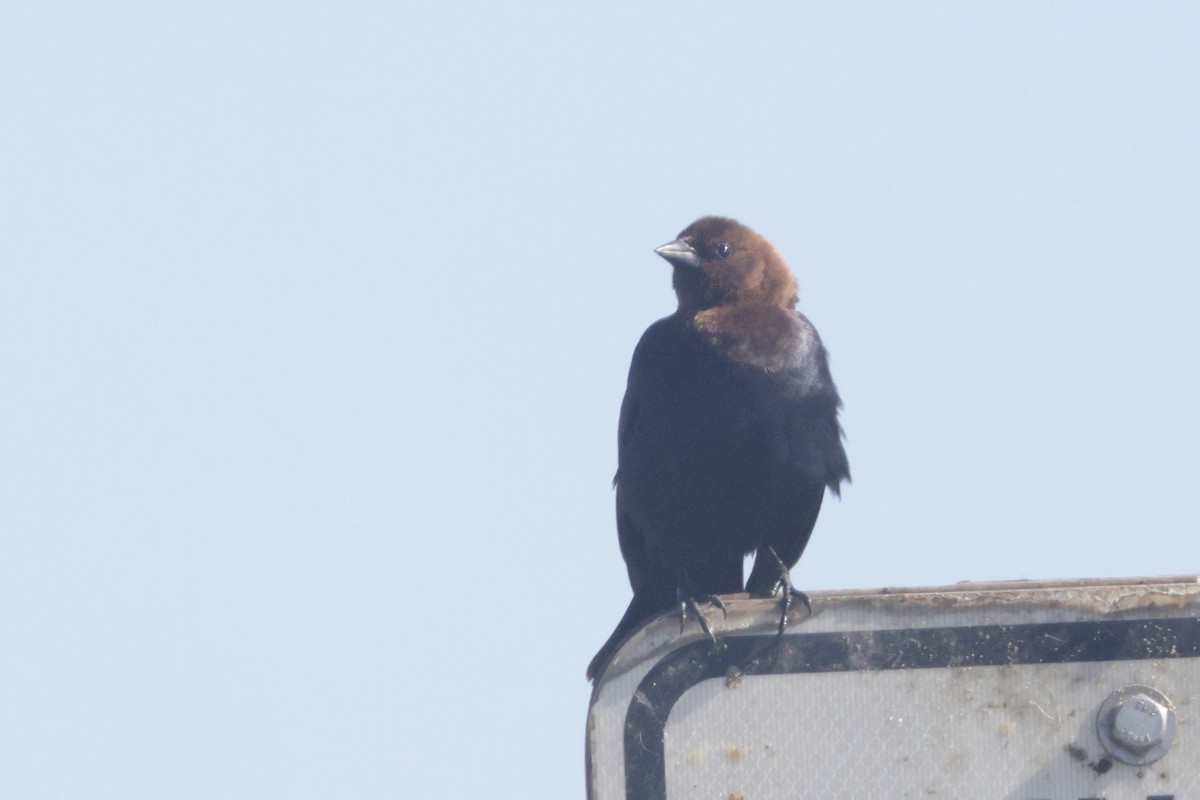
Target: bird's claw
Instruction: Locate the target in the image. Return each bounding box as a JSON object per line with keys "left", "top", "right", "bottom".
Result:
{"left": 764, "top": 547, "right": 811, "bottom": 636}
{"left": 677, "top": 589, "right": 728, "bottom": 651}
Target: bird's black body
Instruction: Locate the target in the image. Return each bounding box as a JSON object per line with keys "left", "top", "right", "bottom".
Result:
{"left": 587, "top": 216, "right": 849, "bottom": 682}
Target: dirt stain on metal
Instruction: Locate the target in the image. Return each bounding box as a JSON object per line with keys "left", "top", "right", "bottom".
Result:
{"left": 1065, "top": 743, "right": 1087, "bottom": 762}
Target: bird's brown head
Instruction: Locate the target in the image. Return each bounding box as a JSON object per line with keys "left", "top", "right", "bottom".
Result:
{"left": 655, "top": 216, "right": 798, "bottom": 313}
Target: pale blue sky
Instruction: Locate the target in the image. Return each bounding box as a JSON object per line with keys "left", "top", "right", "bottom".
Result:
{"left": 2, "top": 2, "right": 1197, "bottom": 797}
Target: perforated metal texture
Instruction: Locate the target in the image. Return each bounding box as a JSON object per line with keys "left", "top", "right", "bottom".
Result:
{"left": 587, "top": 578, "right": 1200, "bottom": 800}
{"left": 663, "top": 659, "right": 1188, "bottom": 799}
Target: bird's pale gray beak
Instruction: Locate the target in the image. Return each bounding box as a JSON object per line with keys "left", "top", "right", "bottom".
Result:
{"left": 654, "top": 238, "right": 700, "bottom": 269}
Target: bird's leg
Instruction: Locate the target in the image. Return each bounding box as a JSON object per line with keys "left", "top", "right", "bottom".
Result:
{"left": 676, "top": 566, "right": 728, "bottom": 651}
{"left": 763, "top": 547, "right": 811, "bottom": 637}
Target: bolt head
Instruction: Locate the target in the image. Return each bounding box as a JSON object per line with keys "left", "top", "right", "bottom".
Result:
{"left": 1111, "top": 694, "right": 1168, "bottom": 751}
{"left": 1096, "top": 684, "right": 1176, "bottom": 766}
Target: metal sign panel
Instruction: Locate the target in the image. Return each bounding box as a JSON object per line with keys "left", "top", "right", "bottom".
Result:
{"left": 587, "top": 577, "right": 1200, "bottom": 800}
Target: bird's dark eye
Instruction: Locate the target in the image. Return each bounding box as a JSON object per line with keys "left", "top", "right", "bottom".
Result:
{"left": 715, "top": 242, "right": 731, "bottom": 259}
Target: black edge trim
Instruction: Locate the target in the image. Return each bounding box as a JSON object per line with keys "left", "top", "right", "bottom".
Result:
{"left": 624, "top": 617, "right": 1200, "bottom": 800}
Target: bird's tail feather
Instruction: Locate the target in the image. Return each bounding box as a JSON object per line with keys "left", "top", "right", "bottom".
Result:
{"left": 586, "top": 590, "right": 669, "bottom": 683}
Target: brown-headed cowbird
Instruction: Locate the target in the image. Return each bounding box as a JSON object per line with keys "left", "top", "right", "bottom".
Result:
{"left": 587, "top": 216, "right": 849, "bottom": 682}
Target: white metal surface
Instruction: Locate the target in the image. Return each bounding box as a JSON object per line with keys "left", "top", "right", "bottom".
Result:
{"left": 587, "top": 576, "right": 1200, "bottom": 800}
